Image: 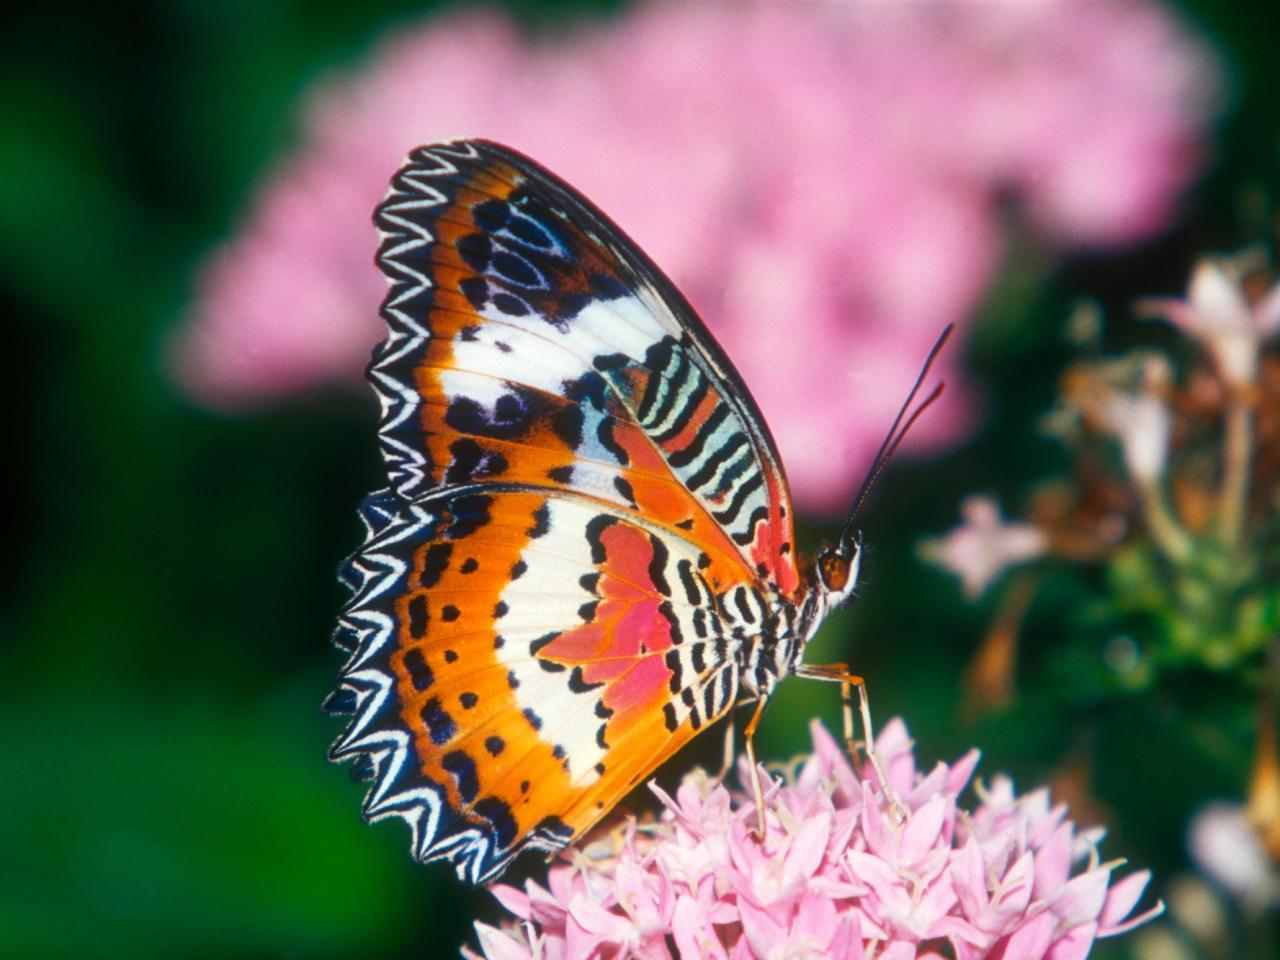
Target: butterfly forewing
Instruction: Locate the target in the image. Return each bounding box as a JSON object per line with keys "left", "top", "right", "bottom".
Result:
{"left": 371, "top": 140, "right": 798, "bottom": 593}
{"left": 333, "top": 140, "right": 795, "bottom": 882}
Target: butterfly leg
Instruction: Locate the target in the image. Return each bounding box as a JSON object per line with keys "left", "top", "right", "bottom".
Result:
{"left": 715, "top": 707, "right": 736, "bottom": 782}
{"left": 793, "top": 663, "right": 907, "bottom": 823}
{"left": 742, "top": 695, "right": 770, "bottom": 839}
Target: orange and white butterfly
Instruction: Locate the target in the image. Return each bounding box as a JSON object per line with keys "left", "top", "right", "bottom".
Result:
{"left": 327, "top": 140, "right": 945, "bottom": 883}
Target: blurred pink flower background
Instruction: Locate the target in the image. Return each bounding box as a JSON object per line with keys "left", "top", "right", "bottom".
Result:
{"left": 174, "top": 0, "right": 1220, "bottom": 511}
{"left": 464, "top": 719, "right": 1162, "bottom": 959}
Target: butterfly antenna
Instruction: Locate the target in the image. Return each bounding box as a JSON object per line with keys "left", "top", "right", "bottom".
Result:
{"left": 839, "top": 324, "right": 954, "bottom": 544}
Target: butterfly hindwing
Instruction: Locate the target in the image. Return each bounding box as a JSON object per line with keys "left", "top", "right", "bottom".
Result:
{"left": 332, "top": 487, "right": 740, "bottom": 883}
{"left": 372, "top": 140, "right": 799, "bottom": 595}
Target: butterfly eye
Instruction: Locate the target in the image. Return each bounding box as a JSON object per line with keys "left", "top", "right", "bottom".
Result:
{"left": 818, "top": 552, "right": 852, "bottom": 593}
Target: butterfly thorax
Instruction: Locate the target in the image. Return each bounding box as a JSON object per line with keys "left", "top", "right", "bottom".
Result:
{"left": 727, "top": 537, "right": 863, "bottom": 697}
{"left": 719, "top": 582, "right": 826, "bottom": 700}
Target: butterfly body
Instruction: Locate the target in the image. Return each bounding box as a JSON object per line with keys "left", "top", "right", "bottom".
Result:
{"left": 330, "top": 141, "right": 867, "bottom": 884}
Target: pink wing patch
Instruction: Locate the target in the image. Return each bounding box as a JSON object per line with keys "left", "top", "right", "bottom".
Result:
{"left": 538, "top": 523, "right": 680, "bottom": 734}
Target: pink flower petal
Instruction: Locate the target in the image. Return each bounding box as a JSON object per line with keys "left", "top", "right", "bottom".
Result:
{"left": 1050, "top": 869, "right": 1111, "bottom": 927}
{"left": 490, "top": 884, "right": 532, "bottom": 921}
{"left": 1098, "top": 900, "right": 1166, "bottom": 938}
{"left": 881, "top": 941, "right": 921, "bottom": 960}
{"left": 992, "top": 910, "right": 1055, "bottom": 960}
{"left": 1045, "top": 921, "right": 1098, "bottom": 960}
{"left": 737, "top": 896, "right": 790, "bottom": 959}
{"left": 900, "top": 795, "right": 949, "bottom": 863}
{"left": 951, "top": 838, "right": 990, "bottom": 919}
{"left": 567, "top": 894, "right": 634, "bottom": 941}
{"left": 1032, "top": 823, "right": 1074, "bottom": 898}
{"left": 784, "top": 809, "right": 834, "bottom": 883}
{"left": 1097, "top": 870, "right": 1152, "bottom": 930}
{"left": 792, "top": 892, "right": 840, "bottom": 949}
{"left": 672, "top": 894, "right": 729, "bottom": 960}
{"left": 472, "top": 921, "right": 534, "bottom": 960}
{"left": 996, "top": 852, "right": 1036, "bottom": 919}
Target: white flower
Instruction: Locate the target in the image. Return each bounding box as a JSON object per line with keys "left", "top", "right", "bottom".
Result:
{"left": 1096, "top": 385, "right": 1173, "bottom": 486}
{"left": 919, "top": 496, "right": 1047, "bottom": 599}
{"left": 1141, "top": 256, "right": 1280, "bottom": 387}
{"left": 1061, "top": 353, "right": 1174, "bottom": 486}
{"left": 1186, "top": 802, "right": 1280, "bottom": 912}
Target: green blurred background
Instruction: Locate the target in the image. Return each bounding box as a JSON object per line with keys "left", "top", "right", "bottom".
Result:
{"left": 3, "top": 1, "right": 1278, "bottom": 957}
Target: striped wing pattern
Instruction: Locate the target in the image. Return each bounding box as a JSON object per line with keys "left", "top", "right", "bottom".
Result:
{"left": 330, "top": 140, "right": 795, "bottom": 882}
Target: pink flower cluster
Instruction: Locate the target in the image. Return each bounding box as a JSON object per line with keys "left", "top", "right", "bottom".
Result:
{"left": 174, "top": 0, "right": 1219, "bottom": 511}
{"left": 466, "top": 720, "right": 1161, "bottom": 959}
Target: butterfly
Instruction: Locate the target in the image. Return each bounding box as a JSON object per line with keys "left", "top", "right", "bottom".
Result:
{"left": 327, "top": 140, "right": 947, "bottom": 884}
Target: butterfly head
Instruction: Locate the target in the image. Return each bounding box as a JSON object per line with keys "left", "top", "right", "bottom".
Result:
{"left": 815, "top": 530, "right": 862, "bottom": 608}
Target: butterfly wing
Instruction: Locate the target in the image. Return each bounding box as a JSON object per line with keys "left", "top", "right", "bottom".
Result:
{"left": 330, "top": 139, "right": 796, "bottom": 882}
{"left": 330, "top": 487, "right": 739, "bottom": 883}
{"left": 371, "top": 139, "right": 798, "bottom": 595}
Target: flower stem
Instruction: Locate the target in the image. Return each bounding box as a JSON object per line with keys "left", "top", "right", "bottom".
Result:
{"left": 1219, "top": 395, "right": 1253, "bottom": 552}
{"left": 962, "top": 571, "right": 1039, "bottom": 720}
{"left": 1135, "top": 476, "right": 1193, "bottom": 564}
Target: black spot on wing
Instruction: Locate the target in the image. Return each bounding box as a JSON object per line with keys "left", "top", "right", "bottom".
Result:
{"left": 459, "top": 276, "right": 488, "bottom": 310}
{"left": 475, "top": 797, "right": 519, "bottom": 849}
{"left": 407, "top": 595, "right": 429, "bottom": 638}
{"left": 420, "top": 698, "right": 456, "bottom": 745}
{"left": 471, "top": 198, "right": 510, "bottom": 232}
{"left": 492, "top": 292, "right": 529, "bottom": 317}
{"left": 613, "top": 476, "right": 637, "bottom": 507}
{"left": 445, "top": 388, "right": 545, "bottom": 443}
{"left": 419, "top": 543, "right": 452, "bottom": 588}
{"left": 442, "top": 750, "right": 479, "bottom": 803}
{"left": 527, "top": 503, "right": 550, "bottom": 539}
{"left": 584, "top": 514, "right": 617, "bottom": 564}
{"left": 677, "top": 559, "right": 701, "bottom": 605}
{"left": 647, "top": 534, "right": 672, "bottom": 597}
{"left": 551, "top": 404, "right": 584, "bottom": 448}
{"left": 404, "top": 648, "right": 434, "bottom": 691}
{"left": 456, "top": 232, "right": 491, "bottom": 271}
{"left": 568, "top": 667, "right": 604, "bottom": 694}
{"left": 446, "top": 494, "right": 493, "bottom": 539}
{"left": 662, "top": 702, "right": 679, "bottom": 732}
{"left": 445, "top": 438, "right": 508, "bottom": 485}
